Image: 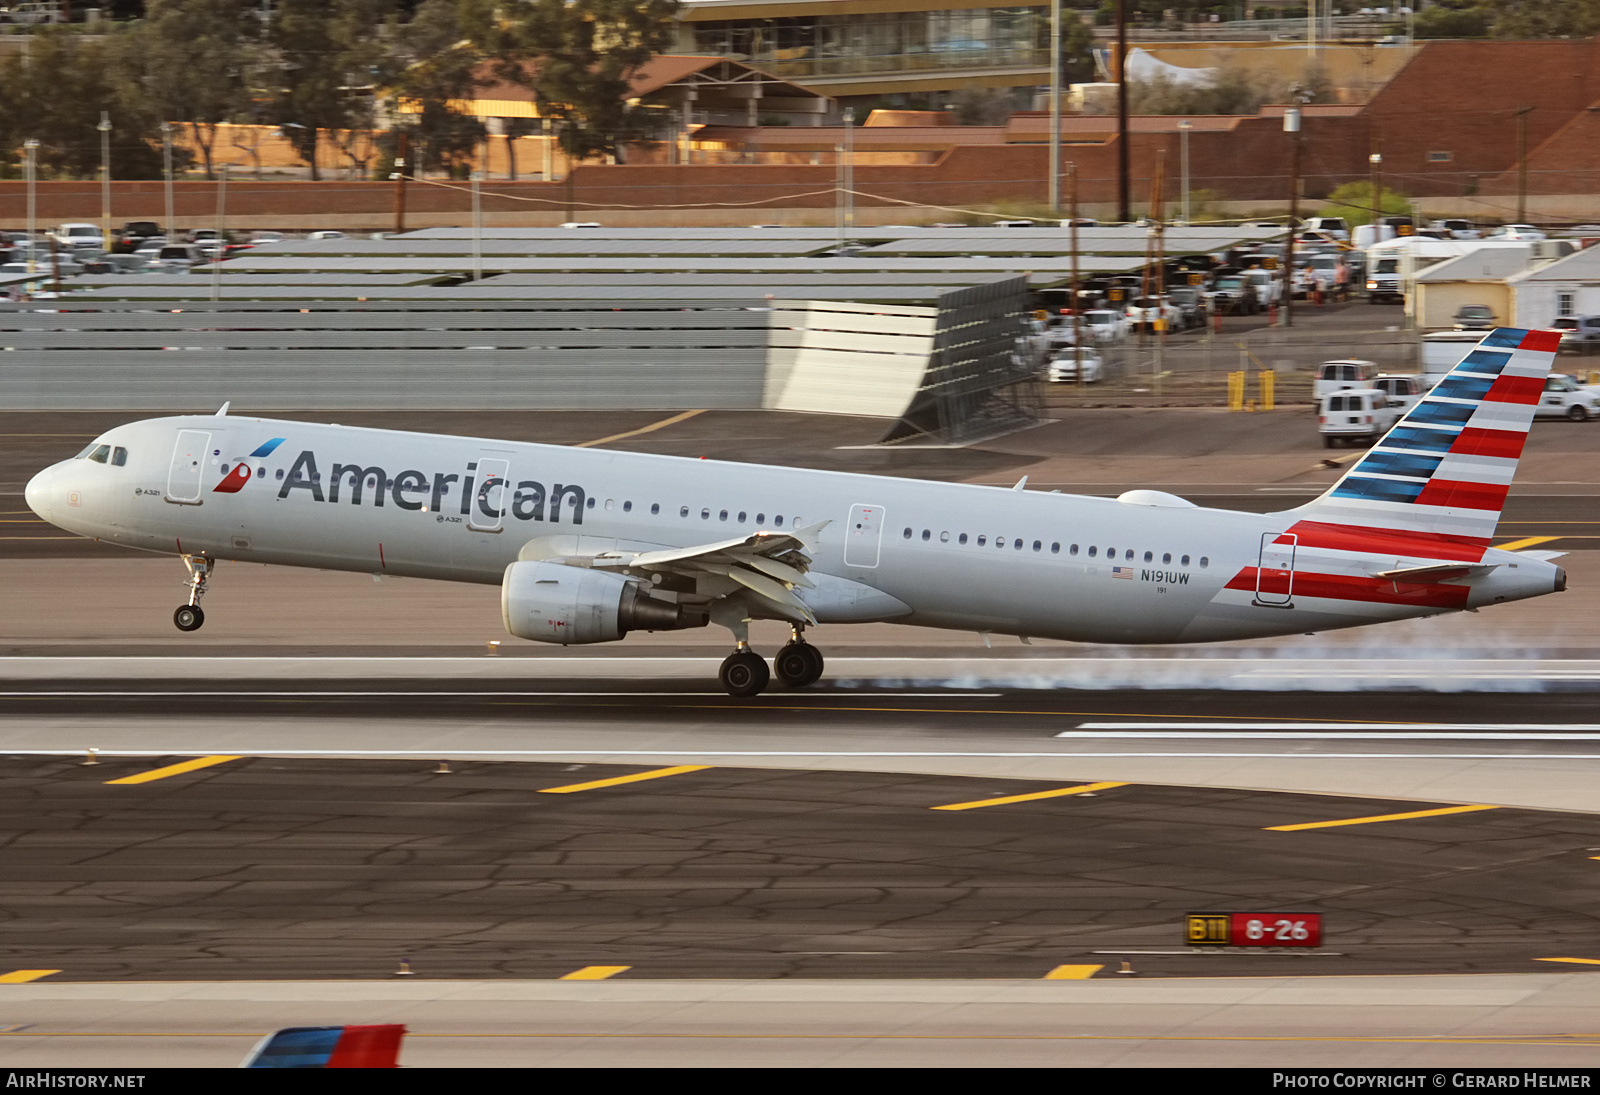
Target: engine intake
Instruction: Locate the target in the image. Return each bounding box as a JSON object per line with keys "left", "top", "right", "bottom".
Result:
{"left": 501, "top": 560, "right": 708, "bottom": 645}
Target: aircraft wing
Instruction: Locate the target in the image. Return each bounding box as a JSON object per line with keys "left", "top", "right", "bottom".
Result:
{"left": 241, "top": 1024, "right": 405, "bottom": 1068}
{"left": 589, "top": 524, "right": 826, "bottom": 624}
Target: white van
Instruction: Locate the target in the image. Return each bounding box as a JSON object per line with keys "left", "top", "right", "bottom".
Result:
{"left": 1304, "top": 216, "right": 1350, "bottom": 240}
{"left": 1420, "top": 331, "right": 1487, "bottom": 388}
{"left": 1314, "top": 359, "right": 1377, "bottom": 401}
{"left": 1372, "top": 373, "right": 1425, "bottom": 412}
{"left": 1319, "top": 388, "right": 1402, "bottom": 447}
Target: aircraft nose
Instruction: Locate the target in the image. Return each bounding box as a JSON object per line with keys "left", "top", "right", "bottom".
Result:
{"left": 24, "top": 466, "right": 52, "bottom": 521}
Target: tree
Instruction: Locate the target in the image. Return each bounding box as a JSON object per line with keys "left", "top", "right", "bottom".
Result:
{"left": 1414, "top": 2, "right": 1491, "bottom": 37}
{"left": 1482, "top": 0, "right": 1600, "bottom": 37}
{"left": 490, "top": 0, "right": 681, "bottom": 163}
{"left": 1129, "top": 61, "right": 1336, "bottom": 115}
{"left": 1320, "top": 180, "right": 1411, "bottom": 228}
{"left": 268, "top": 0, "right": 392, "bottom": 181}
{"left": 120, "top": 0, "right": 265, "bottom": 180}
{"left": 388, "top": 0, "right": 489, "bottom": 177}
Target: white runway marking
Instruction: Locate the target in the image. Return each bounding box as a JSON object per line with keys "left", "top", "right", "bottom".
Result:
{"left": 0, "top": 690, "right": 1002, "bottom": 699}
{"left": 7, "top": 749, "right": 1600, "bottom": 761}
{"left": 1068, "top": 723, "right": 1600, "bottom": 740}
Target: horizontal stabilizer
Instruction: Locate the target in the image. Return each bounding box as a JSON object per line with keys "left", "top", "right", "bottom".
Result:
{"left": 1519, "top": 549, "right": 1567, "bottom": 562}
{"left": 1370, "top": 562, "right": 1499, "bottom": 582}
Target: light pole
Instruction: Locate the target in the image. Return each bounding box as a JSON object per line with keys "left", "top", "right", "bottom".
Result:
{"left": 1515, "top": 105, "right": 1532, "bottom": 223}
{"left": 160, "top": 122, "right": 175, "bottom": 238}
{"left": 1368, "top": 150, "right": 1382, "bottom": 226}
{"left": 209, "top": 163, "right": 230, "bottom": 303}
{"left": 23, "top": 139, "right": 39, "bottom": 280}
{"left": 471, "top": 154, "right": 483, "bottom": 282}
{"left": 98, "top": 112, "right": 112, "bottom": 251}
{"left": 1282, "top": 105, "right": 1303, "bottom": 328}
{"left": 1177, "top": 118, "right": 1192, "bottom": 223}
{"left": 1048, "top": 0, "right": 1061, "bottom": 213}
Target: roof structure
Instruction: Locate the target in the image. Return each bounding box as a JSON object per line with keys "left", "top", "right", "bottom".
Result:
{"left": 1413, "top": 246, "right": 1535, "bottom": 284}
{"left": 1506, "top": 243, "right": 1600, "bottom": 284}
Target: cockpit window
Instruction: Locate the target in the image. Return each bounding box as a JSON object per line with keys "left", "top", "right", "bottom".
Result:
{"left": 87, "top": 444, "right": 110, "bottom": 464}
{"left": 111, "top": 446, "right": 128, "bottom": 466}
{"left": 75, "top": 444, "right": 97, "bottom": 458}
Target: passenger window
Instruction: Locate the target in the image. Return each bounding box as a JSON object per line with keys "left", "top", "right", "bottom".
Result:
{"left": 756, "top": 513, "right": 765, "bottom": 524}
{"left": 1050, "top": 542, "right": 1059, "bottom": 554}
{"left": 940, "top": 531, "right": 949, "bottom": 543}
{"left": 737, "top": 511, "right": 746, "bottom": 523}
{"left": 1181, "top": 555, "right": 1191, "bottom": 566}
{"left": 1069, "top": 544, "right": 1078, "bottom": 556}
{"left": 978, "top": 535, "right": 987, "bottom": 546}
{"left": 1200, "top": 556, "right": 1209, "bottom": 568}
{"left": 276, "top": 469, "right": 285, "bottom": 480}
{"left": 958, "top": 533, "right": 968, "bottom": 545}
{"left": 111, "top": 447, "right": 127, "bottom": 466}
{"left": 921, "top": 529, "right": 931, "bottom": 541}
{"left": 1088, "top": 546, "right": 1098, "bottom": 558}
{"left": 88, "top": 444, "right": 110, "bottom": 464}
{"left": 1032, "top": 540, "right": 1041, "bottom": 551}
{"left": 586, "top": 497, "right": 595, "bottom": 509}
{"left": 1163, "top": 553, "right": 1171, "bottom": 564}
{"left": 775, "top": 516, "right": 784, "bottom": 527}
{"left": 1014, "top": 540, "right": 1024, "bottom": 551}
{"left": 680, "top": 506, "right": 689, "bottom": 518}
{"left": 996, "top": 537, "right": 1006, "bottom": 548}
{"left": 651, "top": 503, "right": 659, "bottom": 515}
{"left": 256, "top": 466, "right": 266, "bottom": 478}
{"left": 1107, "top": 546, "right": 1115, "bottom": 558}
{"left": 605, "top": 499, "right": 615, "bottom": 511}
{"left": 701, "top": 508, "right": 710, "bottom": 520}
{"left": 623, "top": 501, "right": 632, "bottom": 513}
{"left": 903, "top": 527, "right": 913, "bottom": 539}
{"left": 719, "top": 509, "right": 728, "bottom": 521}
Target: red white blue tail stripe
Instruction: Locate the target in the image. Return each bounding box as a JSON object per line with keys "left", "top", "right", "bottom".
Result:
{"left": 1293, "top": 327, "right": 1558, "bottom": 547}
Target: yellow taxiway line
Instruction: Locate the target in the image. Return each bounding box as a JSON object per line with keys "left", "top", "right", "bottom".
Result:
{"left": 105, "top": 755, "right": 241, "bottom": 785}
{"left": 931, "top": 781, "right": 1128, "bottom": 811}
{"left": 539, "top": 765, "right": 711, "bottom": 794}
{"left": 558, "top": 966, "right": 632, "bottom": 981}
{"left": 575, "top": 410, "right": 705, "bottom": 450}
{"left": 1535, "top": 957, "right": 1600, "bottom": 967}
{"left": 0, "top": 970, "right": 60, "bottom": 983}
{"left": 1043, "top": 965, "right": 1104, "bottom": 980}
{"left": 1266, "top": 804, "right": 1498, "bottom": 831}
{"left": 1494, "top": 535, "right": 1562, "bottom": 551}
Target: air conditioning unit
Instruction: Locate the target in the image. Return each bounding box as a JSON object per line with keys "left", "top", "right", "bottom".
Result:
{"left": 1530, "top": 240, "right": 1575, "bottom": 261}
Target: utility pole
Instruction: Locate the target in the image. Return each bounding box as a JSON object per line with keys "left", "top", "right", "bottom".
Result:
{"left": 391, "top": 130, "right": 409, "bottom": 235}
{"left": 471, "top": 154, "right": 483, "bottom": 282}
{"left": 23, "top": 139, "right": 38, "bottom": 282}
{"left": 209, "top": 164, "right": 229, "bottom": 304}
{"left": 1048, "top": 0, "right": 1061, "bottom": 213}
{"left": 97, "top": 112, "right": 112, "bottom": 250}
{"left": 160, "top": 122, "right": 175, "bottom": 237}
{"left": 1070, "top": 162, "right": 1082, "bottom": 389}
{"left": 1282, "top": 105, "right": 1303, "bottom": 328}
{"left": 1115, "top": 0, "right": 1130, "bottom": 223}
{"left": 1178, "top": 118, "right": 1192, "bottom": 223}
{"left": 1368, "top": 147, "right": 1382, "bottom": 226}
{"left": 1515, "top": 105, "right": 1533, "bottom": 223}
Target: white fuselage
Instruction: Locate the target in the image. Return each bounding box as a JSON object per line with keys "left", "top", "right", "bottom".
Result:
{"left": 25, "top": 414, "right": 1563, "bottom": 646}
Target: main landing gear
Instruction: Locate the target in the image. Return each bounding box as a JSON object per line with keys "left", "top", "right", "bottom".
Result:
{"left": 173, "top": 554, "right": 214, "bottom": 632}
{"left": 717, "top": 627, "right": 826, "bottom": 698}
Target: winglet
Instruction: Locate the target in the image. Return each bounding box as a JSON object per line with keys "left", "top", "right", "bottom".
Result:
{"left": 241, "top": 1024, "right": 405, "bottom": 1068}
{"left": 1012, "top": 476, "right": 1028, "bottom": 491}
{"left": 217, "top": 401, "right": 231, "bottom": 416}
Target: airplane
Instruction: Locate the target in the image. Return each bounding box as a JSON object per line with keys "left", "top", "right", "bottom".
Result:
{"left": 241, "top": 1023, "right": 405, "bottom": 1067}
{"left": 24, "top": 327, "right": 1566, "bottom": 697}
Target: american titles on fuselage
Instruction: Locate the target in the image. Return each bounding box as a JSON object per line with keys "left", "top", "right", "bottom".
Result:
{"left": 261, "top": 449, "right": 587, "bottom": 525}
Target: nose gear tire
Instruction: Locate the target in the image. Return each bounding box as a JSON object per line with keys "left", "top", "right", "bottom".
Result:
{"left": 173, "top": 605, "right": 205, "bottom": 632}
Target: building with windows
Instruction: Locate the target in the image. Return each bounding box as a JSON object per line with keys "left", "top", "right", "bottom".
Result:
{"left": 672, "top": 0, "right": 1055, "bottom": 100}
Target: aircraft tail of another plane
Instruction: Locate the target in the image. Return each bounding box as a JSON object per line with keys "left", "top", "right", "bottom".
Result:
{"left": 241, "top": 1024, "right": 405, "bottom": 1068}
{"left": 1284, "top": 327, "right": 1559, "bottom": 558}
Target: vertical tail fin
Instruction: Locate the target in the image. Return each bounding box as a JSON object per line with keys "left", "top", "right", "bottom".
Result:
{"left": 241, "top": 1024, "right": 405, "bottom": 1068}
{"left": 1287, "top": 327, "right": 1559, "bottom": 553}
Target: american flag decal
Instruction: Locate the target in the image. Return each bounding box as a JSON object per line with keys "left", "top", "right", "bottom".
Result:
{"left": 1110, "top": 566, "right": 1135, "bottom": 580}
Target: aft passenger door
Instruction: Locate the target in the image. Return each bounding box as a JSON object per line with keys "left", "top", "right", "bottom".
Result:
{"left": 843, "top": 503, "right": 885, "bottom": 568}
{"left": 1255, "top": 532, "right": 1296, "bottom": 606}
{"left": 165, "top": 429, "right": 211, "bottom": 505}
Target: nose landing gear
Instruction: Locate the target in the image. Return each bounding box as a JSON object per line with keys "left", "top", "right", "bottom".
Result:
{"left": 173, "top": 554, "right": 214, "bottom": 632}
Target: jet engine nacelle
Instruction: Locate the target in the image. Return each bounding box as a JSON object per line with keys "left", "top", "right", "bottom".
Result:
{"left": 501, "top": 560, "right": 707, "bottom": 645}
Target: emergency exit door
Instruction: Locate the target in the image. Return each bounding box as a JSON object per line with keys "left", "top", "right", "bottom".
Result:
{"left": 843, "top": 503, "right": 885, "bottom": 568}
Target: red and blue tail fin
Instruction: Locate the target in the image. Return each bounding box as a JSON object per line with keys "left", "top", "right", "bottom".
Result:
{"left": 1286, "top": 327, "right": 1559, "bottom": 557}
{"left": 241, "top": 1024, "right": 405, "bottom": 1068}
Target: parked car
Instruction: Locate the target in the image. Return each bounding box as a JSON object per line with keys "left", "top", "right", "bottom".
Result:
{"left": 1535, "top": 374, "right": 1600, "bottom": 420}
{"left": 1366, "top": 256, "right": 1403, "bottom": 303}
{"left": 146, "top": 244, "right": 203, "bottom": 273}
{"left": 1047, "top": 348, "right": 1103, "bottom": 383}
{"left": 250, "top": 231, "right": 287, "bottom": 244}
{"left": 1303, "top": 215, "right": 1350, "bottom": 240}
{"left": 1314, "top": 359, "right": 1378, "bottom": 401}
{"left": 1372, "top": 374, "right": 1426, "bottom": 412}
{"left": 1450, "top": 304, "right": 1498, "bottom": 330}
{"left": 115, "top": 222, "right": 162, "bottom": 253}
{"left": 1432, "top": 218, "right": 1480, "bottom": 240}
{"left": 54, "top": 223, "right": 104, "bottom": 249}
{"left": 1079, "top": 309, "right": 1130, "bottom": 343}
{"left": 1165, "top": 286, "right": 1204, "bottom": 328}
{"left": 1551, "top": 315, "right": 1600, "bottom": 354}
{"left": 1244, "top": 268, "right": 1281, "bottom": 307}
{"left": 1319, "top": 389, "right": 1403, "bottom": 447}
{"left": 1491, "top": 223, "right": 1547, "bottom": 241}
{"left": 1207, "top": 274, "right": 1259, "bottom": 315}
{"left": 1124, "top": 295, "right": 1182, "bottom": 333}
